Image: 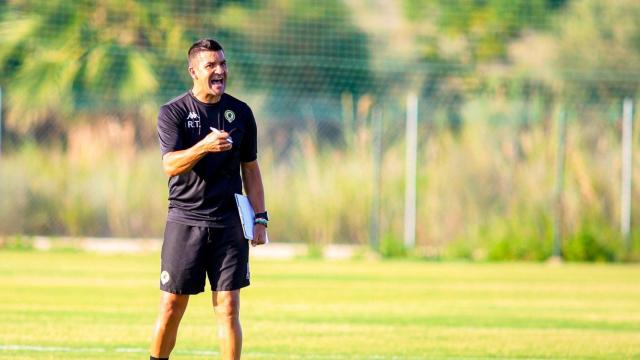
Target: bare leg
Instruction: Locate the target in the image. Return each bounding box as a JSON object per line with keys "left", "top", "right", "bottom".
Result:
{"left": 212, "top": 290, "right": 242, "bottom": 360}
{"left": 150, "top": 292, "right": 190, "bottom": 358}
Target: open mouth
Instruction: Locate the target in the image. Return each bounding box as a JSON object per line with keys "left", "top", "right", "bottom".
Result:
{"left": 210, "top": 77, "right": 224, "bottom": 86}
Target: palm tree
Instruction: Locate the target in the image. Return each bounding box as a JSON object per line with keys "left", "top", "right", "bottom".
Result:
{"left": 0, "top": 0, "right": 191, "bottom": 136}
{"left": 1, "top": 0, "right": 374, "bottom": 138}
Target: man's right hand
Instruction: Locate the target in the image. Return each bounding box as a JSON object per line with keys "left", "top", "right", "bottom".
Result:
{"left": 162, "top": 129, "right": 233, "bottom": 176}
{"left": 200, "top": 130, "right": 233, "bottom": 153}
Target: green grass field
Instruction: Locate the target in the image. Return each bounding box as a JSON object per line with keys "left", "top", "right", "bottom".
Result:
{"left": 0, "top": 250, "right": 639, "bottom": 359}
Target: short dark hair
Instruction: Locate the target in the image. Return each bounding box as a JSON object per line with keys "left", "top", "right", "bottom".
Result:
{"left": 188, "top": 39, "right": 224, "bottom": 64}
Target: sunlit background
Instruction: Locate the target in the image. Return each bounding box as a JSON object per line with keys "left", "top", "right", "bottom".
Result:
{"left": 1, "top": 0, "right": 640, "bottom": 261}
{"left": 2, "top": 2, "right": 640, "bottom": 360}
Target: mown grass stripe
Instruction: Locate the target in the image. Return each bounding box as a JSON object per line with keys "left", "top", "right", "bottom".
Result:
{"left": 0, "top": 344, "right": 553, "bottom": 360}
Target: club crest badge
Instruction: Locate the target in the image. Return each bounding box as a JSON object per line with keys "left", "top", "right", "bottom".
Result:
{"left": 160, "top": 270, "right": 170, "bottom": 285}
{"left": 224, "top": 110, "right": 236, "bottom": 123}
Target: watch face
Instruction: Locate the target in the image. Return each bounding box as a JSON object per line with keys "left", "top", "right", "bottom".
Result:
{"left": 256, "top": 212, "right": 268, "bottom": 221}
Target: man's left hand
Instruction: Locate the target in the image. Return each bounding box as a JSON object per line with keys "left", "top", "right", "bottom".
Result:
{"left": 251, "top": 224, "right": 268, "bottom": 247}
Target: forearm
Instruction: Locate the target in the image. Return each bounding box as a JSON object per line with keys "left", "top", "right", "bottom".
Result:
{"left": 162, "top": 142, "right": 208, "bottom": 176}
{"left": 247, "top": 182, "right": 265, "bottom": 213}
{"left": 242, "top": 163, "right": 265, "bottom": 213}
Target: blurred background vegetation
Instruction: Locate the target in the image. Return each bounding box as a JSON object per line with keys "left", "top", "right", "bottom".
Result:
{"left": 1, "top": 0, "right": 639, "bottom": 261}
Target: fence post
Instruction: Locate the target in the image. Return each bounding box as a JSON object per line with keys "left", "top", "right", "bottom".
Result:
{"left": 552, "top": 106, "right": 567, "bottom": 260}
{"left": 404, "top": 93, "right": 418, "bottom": 249}
{"left": 0, "top": 86, "right": 3, "bottom": 158}
{"left": 621, "top": 98, "right": 634, "bottom": 253}
{"left": 370, "top": 107, "right": 383, "bottom": 251}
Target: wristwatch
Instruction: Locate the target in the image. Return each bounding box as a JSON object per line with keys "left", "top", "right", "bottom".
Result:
{"left": 254, "top": 211, "right": 269, "bottom": 227}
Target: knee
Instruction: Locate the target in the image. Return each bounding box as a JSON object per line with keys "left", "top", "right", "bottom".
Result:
{"left": 159, "top": 295, "right": 188, "bottom": 321}
{"left": 214, "top": 293, "right": 239, "bottom": 319}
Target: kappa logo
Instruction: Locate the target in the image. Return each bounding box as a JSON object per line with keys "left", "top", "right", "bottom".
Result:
{"left": 186, "top": 111, "right": 201, "bottom": 128}
{"left": 160, "top": 270, "right": 171, "bottom": 285}
{"left": 224, "top": 110, "right": 236, "bottom": 123}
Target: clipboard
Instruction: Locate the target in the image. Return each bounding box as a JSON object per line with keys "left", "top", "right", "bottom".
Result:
{"left": 234, "top": 193, "right": 269, "bottom": 244}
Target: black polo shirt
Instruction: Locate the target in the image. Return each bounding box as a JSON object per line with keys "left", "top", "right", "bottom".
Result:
{"left": 157, "top": 92, "right": 257, "bottom": 227}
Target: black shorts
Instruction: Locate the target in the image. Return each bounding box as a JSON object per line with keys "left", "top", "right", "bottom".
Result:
{"left": 159, "top": 221, "right": 250, "bottom": 294}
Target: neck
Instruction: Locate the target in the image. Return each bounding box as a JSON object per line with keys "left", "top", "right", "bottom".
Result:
{"left": 191, "top": 86, "right": 221, "bottom": 104}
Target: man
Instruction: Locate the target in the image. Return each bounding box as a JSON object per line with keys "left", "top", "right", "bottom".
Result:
{"left": 150, "top": 39, "right": 268, "bottom": 360}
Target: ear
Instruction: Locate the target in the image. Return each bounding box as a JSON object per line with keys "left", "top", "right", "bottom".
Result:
{"left": 188, "top": 65, "right": 197, "bottom": 80}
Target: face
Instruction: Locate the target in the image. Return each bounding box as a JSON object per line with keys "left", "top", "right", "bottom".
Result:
{"left": 189, "top": 50, "right": 227, "bottom": 100}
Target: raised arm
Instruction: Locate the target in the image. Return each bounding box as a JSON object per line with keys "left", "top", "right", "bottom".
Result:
{"left": 162, "top": 131, "right": 232, "bottom": 176}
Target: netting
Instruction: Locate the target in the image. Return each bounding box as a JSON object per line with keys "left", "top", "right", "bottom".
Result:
{"left": 1, "top": 0, "right": 639, "bottom": 259}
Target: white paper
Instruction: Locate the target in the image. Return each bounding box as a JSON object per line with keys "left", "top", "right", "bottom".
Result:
{"left": 235, "top": 193, "right": 255, "bottom": 240}
{"left": 234, "top": 194, "right": 269, "bottom": 244}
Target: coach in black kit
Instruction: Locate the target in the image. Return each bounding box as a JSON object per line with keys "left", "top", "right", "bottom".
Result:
{"left": 150, "top": 39, "right": 268, "bottom": 360}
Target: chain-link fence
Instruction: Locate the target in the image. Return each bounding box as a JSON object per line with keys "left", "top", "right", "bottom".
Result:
{"left": 1, "top": 0, "right": 639, "bottom": 260}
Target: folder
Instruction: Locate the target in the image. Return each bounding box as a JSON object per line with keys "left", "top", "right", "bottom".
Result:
{"left": 234, "top": 193, "right": 269, "bottom": 244}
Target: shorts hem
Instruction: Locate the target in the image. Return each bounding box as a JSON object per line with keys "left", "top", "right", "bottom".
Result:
{"left": 212, "top": 281, "right": 250, "bottom": 292}
{"left": 161, "top": 287, "right": 205, "bottom": 295}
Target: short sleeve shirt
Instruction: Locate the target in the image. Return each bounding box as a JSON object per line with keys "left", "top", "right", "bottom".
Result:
{"left": 157, "top": 92, "right": 257, "bottom": 227}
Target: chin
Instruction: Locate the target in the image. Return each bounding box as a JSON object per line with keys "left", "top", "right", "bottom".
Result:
{"left": 210, "top": 87, "right": 225, "bottom": 96}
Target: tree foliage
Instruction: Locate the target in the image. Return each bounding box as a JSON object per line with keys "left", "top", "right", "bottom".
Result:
{"left": 1, "top": 0, "right": 639, "bottom": 136}
{"left": 0, "top": 0, "right": 371, "bottom": 135}
{"left": 403, "top": 0, "right": 566, "bottom": 64}
{"left": 0, "top": 0, "right": 190, "bottom": 133}
{"left": 554, "top": 0, "right": 640, "bottom": 99}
